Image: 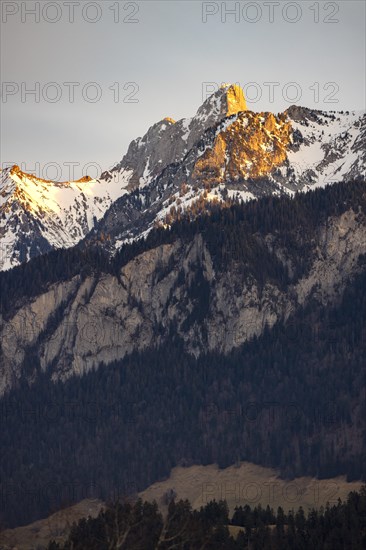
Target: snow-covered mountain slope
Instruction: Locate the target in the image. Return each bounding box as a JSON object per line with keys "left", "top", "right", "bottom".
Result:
{"left": 284, "top": 106, "right": 366, "bottom": 188}
{"left": 0, "top": 165, "right": 133, "bottom": 270}
{"left": 1, "top": 84, "right": 365, "bottom": 270}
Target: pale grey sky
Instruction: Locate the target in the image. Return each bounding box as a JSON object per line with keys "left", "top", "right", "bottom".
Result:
{"left": 1, "top": 0, "right": 365, "bottom": 180}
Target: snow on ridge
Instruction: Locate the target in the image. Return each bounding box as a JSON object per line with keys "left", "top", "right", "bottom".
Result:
{"left": 0, "top": 164, "right": 134, "bottom": 270}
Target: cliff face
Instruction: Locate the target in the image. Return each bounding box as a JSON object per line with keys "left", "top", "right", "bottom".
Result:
{"left": 1, "top": 202, "right": 365, "bottom": 396}
{"left": 192, "top": 111, "right": 292, "bottom": 184}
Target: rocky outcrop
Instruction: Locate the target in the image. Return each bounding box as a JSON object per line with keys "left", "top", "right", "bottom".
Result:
{"left": 192, "top": 111, "right": 292, "bottom": 184}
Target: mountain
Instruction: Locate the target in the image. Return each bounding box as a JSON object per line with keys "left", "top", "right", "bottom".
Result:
{"left": 1, "top": 84, "right": 365, "bottom": 270}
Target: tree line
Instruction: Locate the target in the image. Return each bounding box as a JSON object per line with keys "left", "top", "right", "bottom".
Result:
{"left": 48, "top": 487, "right": 366, "bottom": 549}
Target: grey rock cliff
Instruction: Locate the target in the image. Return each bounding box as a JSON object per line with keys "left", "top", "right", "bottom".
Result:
{"left": 1, "top": 206, "right": 365, "bottom": 395}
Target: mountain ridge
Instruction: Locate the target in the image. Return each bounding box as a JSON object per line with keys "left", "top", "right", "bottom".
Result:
{"left": 1, "top": 83, "right": 365, "bottom": 270}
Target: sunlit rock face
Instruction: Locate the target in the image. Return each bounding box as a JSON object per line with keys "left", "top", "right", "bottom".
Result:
{"left": 196, "top": 83, "right": 247, "bottom": 121}
{"left": 223, "top": 83, "right": 248, "bottom": 116}
{"left": 192, "top": 111, "right": 292, "bottom": 185}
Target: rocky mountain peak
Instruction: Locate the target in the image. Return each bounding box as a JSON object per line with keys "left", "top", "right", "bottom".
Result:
{"left": 163, "top": 117, "right": 176, "bottom": 125}
{"left": 225, "top": 83, "right": 248, "bottom": 115}
{"left": 195, "top": 83, "right": 247, "bottom": 125}
{"left": 10, "top": 164, "right": 22, "bottom": 176}
{"left": 106, "top": 84, "right": 248, "bottom": 191}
